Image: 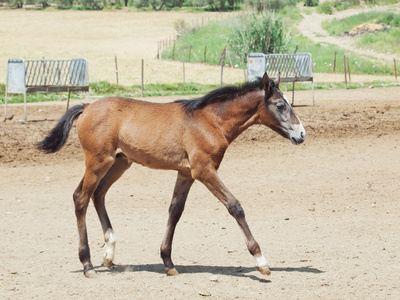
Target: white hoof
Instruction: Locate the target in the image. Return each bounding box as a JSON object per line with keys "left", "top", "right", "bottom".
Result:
{"left": 84, "top": 269, "right": 97, "bottom": 278}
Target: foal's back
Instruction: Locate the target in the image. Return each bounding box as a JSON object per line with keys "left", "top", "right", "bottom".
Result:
{"left": 77, "top": 97, "right": 192, "bottom": 172}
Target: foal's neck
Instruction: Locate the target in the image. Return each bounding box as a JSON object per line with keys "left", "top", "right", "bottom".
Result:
{"left": 212, "top": 91, "right": 263, "bottom": 144}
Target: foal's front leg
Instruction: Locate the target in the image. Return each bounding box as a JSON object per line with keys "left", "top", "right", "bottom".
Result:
{"left": 194, "top": 166, "right": 271, "bottom": 276}
{"left": 160, "top": 172, "right": 194, "bottom": 275}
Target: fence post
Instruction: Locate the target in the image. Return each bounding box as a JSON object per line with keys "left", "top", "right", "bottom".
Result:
{"left": 394, "top": 58, "right": 398, "bottom": 81}
{"left": 141, "top": 59, "right": 144, "bottom": 97}
{"left": 344, "top": 55, "right": 348, "bottom": 90}
{"left": 333, "top": 51, "right": 336, "bottom": 73}
{"left": 242, "top": 57, "right": 246, "bottom": 81}
{"left": 346, "top": 56, "right": 351, "bottom": 83}
{"left": 226, "top": 47, "right": 233, "bottom": 68}
{"left": 115, "top": 55, "right": 119, "bottom": 85}
{"left": 204, "top": 45, "right": 207, "bottom": 63}
{"left": 182, "top": 56, "right": 185, "bottom": 84}
{"left": 172, "top": 43, "right": 175, "bottom": 60}
{"left": 220, "top": 47, "right": 226, "bottom": 87}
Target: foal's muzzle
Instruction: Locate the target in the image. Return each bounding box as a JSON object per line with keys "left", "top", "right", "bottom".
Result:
{"left": 290, "top": 131, "right": 306, "bottom": 145}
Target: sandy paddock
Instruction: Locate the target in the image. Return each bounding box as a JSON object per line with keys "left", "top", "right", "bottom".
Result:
{"left": 1, "top": 86, "right": 399, "bottom": 299}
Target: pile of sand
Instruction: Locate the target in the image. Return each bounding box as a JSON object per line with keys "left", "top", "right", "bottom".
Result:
{"left": 347, "top": 23, "right": 390, "bottom": 35}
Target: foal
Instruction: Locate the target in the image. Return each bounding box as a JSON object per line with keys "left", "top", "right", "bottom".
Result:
{"left": 37, "top": 73, "right": 306, "bottom": 277}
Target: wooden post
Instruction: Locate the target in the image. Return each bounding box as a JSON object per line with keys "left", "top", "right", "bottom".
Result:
{"left": 141, "top": 59, "right": 144, "bottom": 97}
{"left": 344, "top": 55, "right": 347, "bottom": 90}
{"left": 182, "top": 56, "right": 185, "bottom": 83}
{"left": 220, "top": 47, "right": 226, "bottom": 87}
{"left": 172, "top": 43, "right": 175, "bottom": 60}
{"left": 242, "top": 56, "right": 246, "bottom": 81}
{"left": 115, "top": 56, "right": 119, "bottom": 85}
{"left": 333, "top": 51, "right": 337, "bottom": 73}
{"left": 346, "top": 56, "right": 351, "bottom": 83}
{"left": 204, "top": 45, "right": 207, "bottom": 63}
{"left": 226, "top": 47, "right": 233, "bottom": 68}
{"left": 394, "top": 58, "right": 398, "bottom": 81}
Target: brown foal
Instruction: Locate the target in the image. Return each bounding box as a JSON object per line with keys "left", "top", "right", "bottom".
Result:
{"left": 37, "top": 72, "right": 306, "bottom": 278}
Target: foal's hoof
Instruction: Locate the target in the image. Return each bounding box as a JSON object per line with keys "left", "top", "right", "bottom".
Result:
{"left": 165, "top": 268, "right": 179, "bottom": 276}
{"left": 84, "top": 269, "right": 97, "bottom": 278}
{"left": 257, "top": 265, "right": 271, "bottom": 276}
{"left": 104, "top": 258, "right": 114, "bottom": 270}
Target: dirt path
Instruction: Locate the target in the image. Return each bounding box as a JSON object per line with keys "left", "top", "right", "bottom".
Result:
{"left": 297, "top": 3, "right": 400, "bottom": 63}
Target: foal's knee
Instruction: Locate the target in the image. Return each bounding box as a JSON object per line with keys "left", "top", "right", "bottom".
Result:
{"left": 228, "top": 202, "right": 245, "bottom": 219}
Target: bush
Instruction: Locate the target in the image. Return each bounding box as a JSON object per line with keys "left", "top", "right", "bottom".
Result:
{"left": 228, "top": 11, "right": 290, "bottom": 60}
{"left": 249, "top": 0, "right": 299, "bottom": 12}
{"left": 317, "top": 2, "right": 333, "bottom": 14}
{"left": 173, "top": 19, "right": 192, "bottom": 35}
{"left": 304, "top": 0, "right": 318, "bottom": 6}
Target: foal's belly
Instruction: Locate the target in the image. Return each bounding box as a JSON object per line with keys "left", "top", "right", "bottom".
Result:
{"left": 116, "top": 145, "right": 191, "bottom": 173}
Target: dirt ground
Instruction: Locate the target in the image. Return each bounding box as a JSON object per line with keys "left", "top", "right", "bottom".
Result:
{"left": 1, "top": 87, "right": 399, "bottom": 299}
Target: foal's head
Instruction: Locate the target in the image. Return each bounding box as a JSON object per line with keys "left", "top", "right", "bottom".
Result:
{"left": 259, "top": 73, "right": 306, "bottom": 145}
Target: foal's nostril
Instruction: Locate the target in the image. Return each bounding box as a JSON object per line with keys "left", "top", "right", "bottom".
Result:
{"left": 301, "top": 132, "right": 305, "bottom": 139}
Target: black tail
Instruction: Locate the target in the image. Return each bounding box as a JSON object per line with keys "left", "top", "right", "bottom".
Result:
{"left": 36, "top": 104, "right": 88, "bottom": 154}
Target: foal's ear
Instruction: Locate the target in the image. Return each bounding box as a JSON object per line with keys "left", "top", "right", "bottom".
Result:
{"left": 275, "top": 72, "right": 281, "bottom": 88}
{"left": 262, "top": 72, "right": 270, "bottom": 94}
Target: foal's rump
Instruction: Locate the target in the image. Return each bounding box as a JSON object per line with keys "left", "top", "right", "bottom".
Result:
{"left": 77, "top": 97, "right": 191, "bottom": 172}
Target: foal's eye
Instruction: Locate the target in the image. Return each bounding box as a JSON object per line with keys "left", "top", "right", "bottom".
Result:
{"left": 276, "top": 102, "right": 285, "bottom": 111}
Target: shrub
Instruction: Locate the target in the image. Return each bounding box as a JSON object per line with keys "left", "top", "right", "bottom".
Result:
{"left": 228, "top": 11, "right": 290, "bottom": 60}
{"left": 304, "top": 0, "right": 318, "bottom": 6}
{"left": 317, "top": 2, "right": 333, "bottom": 14}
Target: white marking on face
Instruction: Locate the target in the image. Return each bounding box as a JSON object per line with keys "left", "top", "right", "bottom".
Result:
{"left": 283, "top": 94, "right": 291, "bottom": 106}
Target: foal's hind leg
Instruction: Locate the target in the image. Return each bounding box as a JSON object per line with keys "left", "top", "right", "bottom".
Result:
{"left": 193, "top": 165, "right": 271, "bottom": 276}
{"left": 160, "top": 172, "right": 194, "bottom": 275}
{"left": 73, "top": 155, "right": 115, "bottom": 278}
{"left": 93, "top": 153, "right": 132, "bottom": 269}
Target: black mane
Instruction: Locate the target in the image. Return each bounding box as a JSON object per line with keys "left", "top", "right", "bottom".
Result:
{"left": 175, "top": 77, "right": 276, "bottom": 112}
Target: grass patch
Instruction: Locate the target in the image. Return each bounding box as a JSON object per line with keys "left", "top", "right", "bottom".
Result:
{"left": 2, "top": 80, "right": 399, "bottom": 105}
{"left": 357, "top": 28, "right": 400, "bottom": 55}
{"left": 162, "top": 7, "right": 303, "bottom": 67}
{"left": 288, "top": 35, "right": 395, "bottom": 76}
{"left": 0, "top": 82, "right": 218, "bottom": 104}
{"left": 322, "top": 11, "right": 400, "bottom": 36}
{"left": 162, "top": 21, "right": 239, "bottom": 65}
{"left": 322, "top": 11, "right": 400, "bottom": 56}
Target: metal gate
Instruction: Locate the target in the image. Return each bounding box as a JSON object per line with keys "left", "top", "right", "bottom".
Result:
{"left": 4, "top": 58, "right": 89, "bottom": 121}
{"left": 247, "top": 53, "right": 314, "bottom": 105}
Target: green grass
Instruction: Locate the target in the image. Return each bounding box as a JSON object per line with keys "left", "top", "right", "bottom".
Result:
{"left": 163, "top": 8, "right": 395, "bottom": 76}
{"left": 322, "top": 11, "right": 400, "bottom": 36}
{"left": 2, "top": 80, "right": 399, "bottom": 105}
{"left": 162, "top": 7, "right": 303, "bottom": 67}
{"left": 0, "top": 82, "right": 218, "bottom": 104}
{"left": 321, "top": 11, "right": 400, "bottom": 57}
{"left": 288, "top": 35, "right": 395, "bottom": 76}
{"left": 162, "top": 20, "right": 241, "bottom": 66}
{"left": 357, "top": 28, "right": 400, "bottom": 55}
